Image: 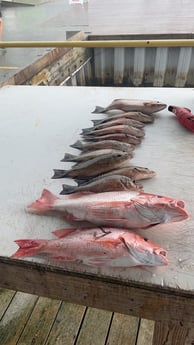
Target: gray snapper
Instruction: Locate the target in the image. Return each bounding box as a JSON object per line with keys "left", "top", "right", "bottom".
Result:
{"left": 81, "top": 124, "right": 145, "bottom": 138}
{"left": 52, "top": 151, "right": 131, "bottom": 179}
{"left": 74, "top": 166, "right": 156, "bottom": 185}
{"left": 70, "top": 140, "right": 135, "bottom": 153}
{"left": 92, "top": 99, "right": 166, "bottom": 115}
{"left": 61, "top": 149, "right": 133, "bottom": 163}
{"left": 60, "top": 174, "right": 143, "bottom": 194}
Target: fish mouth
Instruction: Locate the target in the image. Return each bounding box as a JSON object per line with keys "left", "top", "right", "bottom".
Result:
{"left": 176, "top": 200, "right": 185, "bottom": 208}
{"left": 154, "top": 248, "right": 168, "bottom": 265}
{"left": 157, "top": 103, "right": 167, "bottom": 111}
{"left": 170, "top": 200, "right": 189, "bottom": 222}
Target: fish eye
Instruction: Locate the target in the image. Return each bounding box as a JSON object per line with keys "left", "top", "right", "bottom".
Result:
{"left": 157, "top": 195, "right": 163, "bottom": 198}
{"left": 144, "top": 238, "right": 148, "bottom": 242}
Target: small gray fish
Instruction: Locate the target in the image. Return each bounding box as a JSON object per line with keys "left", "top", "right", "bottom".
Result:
{"left": 92, "top": 111, "right": 154, "bottom": 123}
{"left": 83, "top": 133, "right": 141, "bottom": 145}
{"left": 70, "top": 140, "right": 135, "bottom": 153}
{"left": 61, "top": 149, "right": 133, "bottom": 163}
{"left": 92, "top": 99, "right": 167, "bottom": 114}
{"left": 82, "top": 124, "right": 145, "bottom": 138}
{"left": 90, "top": 117, "right": 145, "bottom": 129}
{"left": 74, "top": 166, "right": 156, "bottom": 185}
{"left": 60, "top": 174, "right": 143, "bottom": 194}
{"left": 52, "top": 152, "right": 130, "bottom": 179}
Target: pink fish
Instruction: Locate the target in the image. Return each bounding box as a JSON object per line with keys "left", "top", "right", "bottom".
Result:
{"left": 12, "top": 227, "right": 168, "bottom": 267}
{"left": 27, "top": 189, "right": 188, "bottom": 229}
{"left": 168, "top": 105, "right": 194, "bottom": 132}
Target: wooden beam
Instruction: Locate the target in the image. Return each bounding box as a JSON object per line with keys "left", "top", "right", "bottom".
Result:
{"left": 1, "top": 256, "right": 194, "bottom": 325}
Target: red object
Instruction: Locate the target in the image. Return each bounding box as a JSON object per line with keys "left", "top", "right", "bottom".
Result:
{"left": 168, "top": 105, "right": 194, "bottom": 132}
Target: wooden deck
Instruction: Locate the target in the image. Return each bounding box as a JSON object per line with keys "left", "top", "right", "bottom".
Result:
{"left": 0, "top": 288, "right": 154, "bottom": 345}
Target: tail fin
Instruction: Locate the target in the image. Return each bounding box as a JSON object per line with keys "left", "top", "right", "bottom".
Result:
{"left": 27, "top": 189, "right": 59, "bottom": 214}
{"left": 52, "top": 169, "right": 69, "bottom": 179}
{"left": 92, "top": 106, "right": 105, "bottom": 114}
{"left": 60, "top": 184, "right": 77, "bottom": 195}
{"left": 61, "top": 153, "right": 77, "bottom": 162}
{"left": 92, "top": 119, "right": 103, "bottom": 126}
{"left": 81, "top": 127, "right": 94, "bottom": 134}
{"left": 70, "top": 140, "right": 83, "bottom": 149}
{"left": 12, "top": 239, "right": 45, "bottom": 258}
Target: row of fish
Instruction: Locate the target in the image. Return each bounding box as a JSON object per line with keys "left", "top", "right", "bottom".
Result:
{"left": 52, "top": 99, "right": 165, "bottom": 193}
{"left": 12, "top": 188, "right": 188, "bottom": 266}
{"left": 12, "top": 98, "right": 189, "bottom": 268}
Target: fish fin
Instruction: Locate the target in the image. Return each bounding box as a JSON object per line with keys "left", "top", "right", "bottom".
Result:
{"left": 91, "top": 238, "right": 121, "bottom": 247}
{"left": 12, "top": 239, "right": 45, "bottom": 258}
{"left": 60, "top": 184, "right": 77, "bottom": 195}
{"left": 70, "top": 140, "right": 83, "bottom": 149}
{"left": 52, "top": 169, "right": 68, "bottom": 179}
{"left": 67, "top": 191, "right": 95, "bottom": 199}
{"left": 92, "top": 119, "right": 102, "bottom": 125}
{"left": 81, "top": 127, "right": 93, "bottom": 134}
{"left": 92, "top": 106, "right": 105, "bottom": 113}
{"left": 82, "top": 256, "right": 111, "bottom": 267}
{"left": 52, "top": 228, "right": 78, "bottom": 238}
{"left": 50, "top": 255, "right": 75, "bottom": 261}
{"left": 184, "top": 107, "right": 191, "bottom": 112}
{"left": 27, "top": 189, "right": 59, "bottom": 214}
{"left": 61, "top": 153, "right": 76, "bottom": 162}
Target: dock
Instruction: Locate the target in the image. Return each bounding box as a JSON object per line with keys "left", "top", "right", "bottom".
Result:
{"left": 0, "top": 288, "right": 154, "bottom": 344}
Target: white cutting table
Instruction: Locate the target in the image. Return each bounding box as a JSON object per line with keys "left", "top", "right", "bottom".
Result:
{"left": 0, "top": 85, "right": 194, "bottom": 344}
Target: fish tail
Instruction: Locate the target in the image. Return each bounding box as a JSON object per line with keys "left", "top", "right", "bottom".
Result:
{"left": 27, "top": 189, "right": 59, "bottom": 214}
{"left": 52, "top": 169, "right": 68, "bottom": 179}
{"left": 70, "top": 140, "right": 83, "bottom": 149}
{"left": 60, "top": 184, "right": 77, "bottom": 195}
{"left": 12, "top": 239, "right": 45, "bottom": 258}
{"left": 92, "top": 119, "right": 102, "bottom": 126}
{"left": 81, "top": 127, "right": 94, "bottom": 134}
{"left": 92, "top": 106, "right": 105, "bottom": 113}
{"left": 61, "top": 153, "right": 77, "bottom": 162}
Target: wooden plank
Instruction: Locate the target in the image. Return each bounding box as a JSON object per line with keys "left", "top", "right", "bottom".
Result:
{"left": 0, "top": 289, "right": 15, "bottom": 319}
{"left": 75, "top": 307, "right": 112, "bottom": 345}
{"left": 0, "top": 291, "right": 37, "bottom": 345}
{"left": 136, "top": 319, "right": 154, "bottom": 345}
{"left": 152, "top": 321, "right": 194, "bottom": 345}
{"left": 1, "top": 257, "right": 194, "bottom": 324}
{"left": 45, "top": 302, "right": 86, "bottom": 345}
{"left": 106, "top": 313, "right": 139, "bottom": 345}
{"left": 0, "top": 32, "right": 87, "bottom": 87}
{"left": 17, "top": 296, "right": 61, "bottom": 345}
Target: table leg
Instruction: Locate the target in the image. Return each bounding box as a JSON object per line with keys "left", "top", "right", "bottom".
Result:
{"left": 152, "top": 321, "right": 194, "bottom": 345}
